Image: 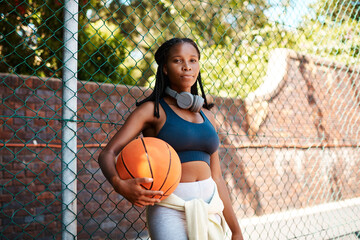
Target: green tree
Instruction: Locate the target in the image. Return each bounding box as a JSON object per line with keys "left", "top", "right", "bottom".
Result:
{"left": 200, "top": 23, "right": 298, "bottom": 98}
{"left": 101, "top": 0, "right": 275, "bottom": 95}
{"left": 295, "top": 0, "right": 359, "bottom": 65}
{"left": 0, "top": 0, "right": 64, "bottom": 77}
{"left": 78, "top": 11, "right": 131, "bottom": 84}
{"left": 103, "top": 0, "right": 182, "bottom": 85}
{"left": 0, "top": 0, "right": 131, "bottom": 83}
{"left": 315, "top": 0, "right": 360, "bottom": 22}
{"left": 3, "top": 0, "right": 338, "bottom": 98}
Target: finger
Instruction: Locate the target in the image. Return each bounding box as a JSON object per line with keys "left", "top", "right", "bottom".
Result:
{"left": 143, "top": 196, "right": 161, "bottom": 204}
{"left": 137, "top": 194, "right": 162, "bottom": 204}
{"left": 135, "top": 198, "right": 155, "bottom": 207}
{"left": 133, "top": 202, "right": 144, "bottom": 207}
{"left": 135, "top": 177, "right": 153, "bottom": 184}
{"left": 144, "top": 190, "right": 164, "bottom": 196}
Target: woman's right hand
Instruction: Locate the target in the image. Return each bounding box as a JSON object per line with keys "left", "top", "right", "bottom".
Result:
{"left": 112, "top": 177, "right": 164, "bottom": 207}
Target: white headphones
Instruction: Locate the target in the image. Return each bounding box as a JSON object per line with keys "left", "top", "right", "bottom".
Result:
{"left": 165, "top": 87, "right": 204, "bottom": 112}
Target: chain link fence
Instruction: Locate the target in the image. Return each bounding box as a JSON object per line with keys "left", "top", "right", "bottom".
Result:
{"left": 1, "top": 0, "right": 360, "bottom": 239}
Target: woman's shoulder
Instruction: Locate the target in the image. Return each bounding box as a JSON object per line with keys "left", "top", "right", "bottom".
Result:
{"left": 201, "top": 107, "right": 213, "bottom": 117}
{"left": 201, "top": 107, "right": 217, "bottom": 127}
{"left": 137, "top": 98, "right": 166, "bottom": 110}
{"left": 134, "top": 100, "right": 165, "bottom": 121}
{"left": 137, "top": 100, "right": 156, "bottom": 109}
{"left": 135, "top": 100, "right": 166, "bottom": 136}
{"left": 133, "top": 100, "right": 157, "bottom": 117}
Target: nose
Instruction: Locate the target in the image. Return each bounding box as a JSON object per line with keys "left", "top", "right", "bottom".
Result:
{"left": 183, "top": 62, "right": 191, "bottom": 71}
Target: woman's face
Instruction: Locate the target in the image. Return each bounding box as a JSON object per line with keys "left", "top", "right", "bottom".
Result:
{"left": 163, "top": 43, "right": 200, "bottom": 92}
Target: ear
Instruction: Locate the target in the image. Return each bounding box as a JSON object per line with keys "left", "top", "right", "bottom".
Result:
{"left": 163, "top": 65, "right": 168, "bottom": 75}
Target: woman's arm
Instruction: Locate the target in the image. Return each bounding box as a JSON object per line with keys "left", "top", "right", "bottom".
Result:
{"left": 204, "top": 109, "right": 244, "bottom": 239}
{"left": 210, "top": 152, "right": 244, "bottom": 240}
{"left": 98, "top": 102, "right": 164, "bottom": 207}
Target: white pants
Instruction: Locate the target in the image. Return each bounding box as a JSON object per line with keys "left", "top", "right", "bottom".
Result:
{"left": 146, "top": 178, "right": 219, "bottom": 240}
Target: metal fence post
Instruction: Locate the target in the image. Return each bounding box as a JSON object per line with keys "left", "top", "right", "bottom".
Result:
{"left": 62, "top": 0, "right": 78, "bottom": 239}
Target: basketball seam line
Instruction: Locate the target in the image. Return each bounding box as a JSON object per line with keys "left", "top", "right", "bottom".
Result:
{"left": 141, "top": 138, "right": 154, "bottom": 190}
{"left": 162, "top": 174, "right": 181, "bottom": 197}
{"left": 121, "top": 151, "right": 136, "bottom": 180}
{"left": 156, "top": 142, "right": 172, "bottom": 194}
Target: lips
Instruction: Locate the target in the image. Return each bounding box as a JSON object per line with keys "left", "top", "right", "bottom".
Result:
{"left": 181, "top": 75, "right": 193, "bottom": 78}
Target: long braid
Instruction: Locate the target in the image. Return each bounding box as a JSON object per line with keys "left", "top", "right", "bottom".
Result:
{"left": 198, "top": 73, "right": 214, "bottom": 110}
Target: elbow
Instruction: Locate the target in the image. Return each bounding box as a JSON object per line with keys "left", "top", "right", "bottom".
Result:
{"left": 97, "top": 150, "right": 105, "bottom": 168}
{"left": 98, "top": 148, "right": 111, "bottom": 167}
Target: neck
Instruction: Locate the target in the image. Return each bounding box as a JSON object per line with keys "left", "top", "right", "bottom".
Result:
{"left": 169, "top": 86, "right": 191, "bottom": 93}
{"left": 164, "top": 96, "right": 177, "bottom": 105}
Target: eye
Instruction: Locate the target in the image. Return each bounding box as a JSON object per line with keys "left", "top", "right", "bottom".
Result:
{"left": 190, "top": 58, "right": 198, "bottom": 63}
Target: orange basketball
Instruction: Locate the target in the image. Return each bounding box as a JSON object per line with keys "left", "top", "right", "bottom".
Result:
{"left": 115, "top": 137, "right": 181, "bottom": 200}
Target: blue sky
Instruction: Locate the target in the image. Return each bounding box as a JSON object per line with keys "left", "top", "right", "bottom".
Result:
{"left": 266, "top": 0, "right": 316, "bottom": 28}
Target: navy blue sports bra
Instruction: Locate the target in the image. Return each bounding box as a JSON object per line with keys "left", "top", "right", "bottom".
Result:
{"left": 156, "top": 98, "right": 219, "bottom": 165}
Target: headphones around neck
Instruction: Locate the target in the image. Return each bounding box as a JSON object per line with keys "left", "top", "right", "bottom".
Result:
{"left": 165, "top": 87, "right": 204, "bottom": 112}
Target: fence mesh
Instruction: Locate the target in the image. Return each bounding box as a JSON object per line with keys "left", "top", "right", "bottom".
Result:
{"left": 1, "top": 0, "right": 360, "bottom": 239}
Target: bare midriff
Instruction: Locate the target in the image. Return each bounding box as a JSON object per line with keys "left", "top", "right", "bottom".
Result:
{"left": 180, "top": 161, "right": 211, "bottom": 182}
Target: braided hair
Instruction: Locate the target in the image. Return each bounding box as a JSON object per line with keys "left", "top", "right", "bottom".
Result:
{"left": 136, "top": 38, "right": 214, "bottom": 118}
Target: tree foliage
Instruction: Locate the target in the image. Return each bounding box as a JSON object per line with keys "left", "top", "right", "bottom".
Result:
{"left": 314, "top": 0, "right": 360, "bottom": 22}
{"left": 0, "top": 0, "right": 358, "bottom": 98}
{"left": 0, "top": 0, "right": 64, "bottom": 77}
{"left": 0, "top": 0, "right": 130, "bottom": 82}
{"left": 295, "top": 0, "right": 359, "bottom": 65}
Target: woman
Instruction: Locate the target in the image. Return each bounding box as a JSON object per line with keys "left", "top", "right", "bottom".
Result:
{"left": 98, "top": 38, "right": 243, "bottom": 240}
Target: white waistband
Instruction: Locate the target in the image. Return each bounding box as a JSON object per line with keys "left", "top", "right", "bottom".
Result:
{"left": 173, "top": 177, "right": 215, "bottom": 203}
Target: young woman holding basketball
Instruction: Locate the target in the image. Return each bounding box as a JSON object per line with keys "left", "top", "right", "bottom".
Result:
{"left": 98, "top": 38, "right": 244, "bottom": 240}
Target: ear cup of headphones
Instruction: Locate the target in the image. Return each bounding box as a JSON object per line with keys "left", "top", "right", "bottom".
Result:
{"left": 165, "top": 87, "right": 204, "bottom": 112}
{"left": 189, "top": 95, "right": 204, "bottom": 112}
{"left": 176, "top": 92, "right": 194, "bottom": 110}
